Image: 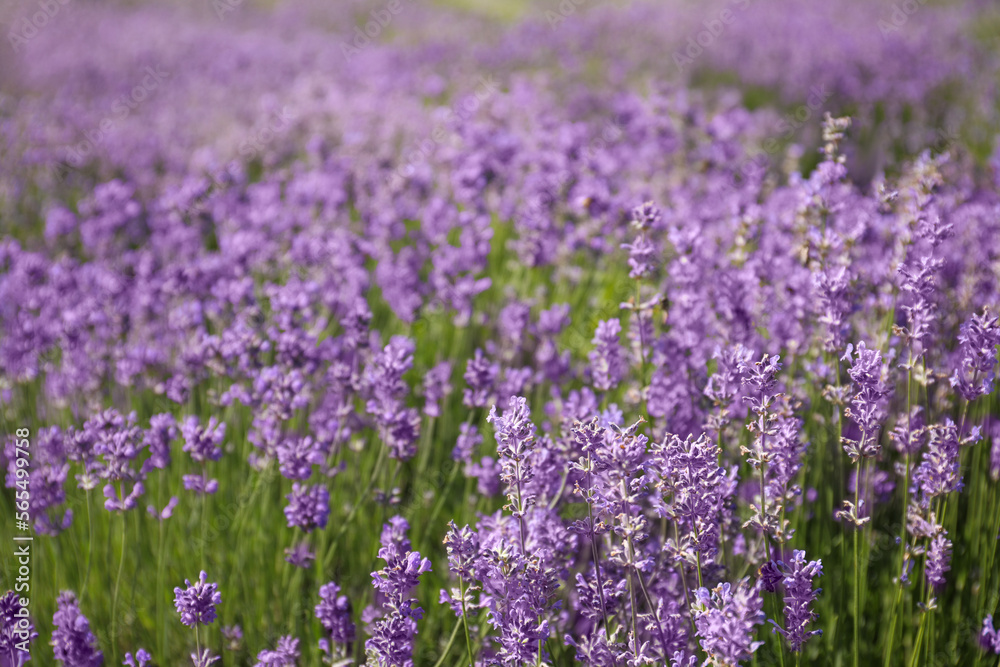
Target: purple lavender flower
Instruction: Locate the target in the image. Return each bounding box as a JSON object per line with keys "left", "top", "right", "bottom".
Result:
{"left": 770, "top": 551, "right": 823, "bottom": 652}
{"left": 284, "top": 542, "right": 315, "bottom": 569}
{"left": 123, "top": 649, "right": 152, "bottom": 667}
{"left": 913, "top": 420, "right": 963, "bottom": 502}
{"left": 284, "top": 483, "right": 329, "bottom": 533}
{"left": 443, "top": 521, "right": 480, "bottom": 580}
{"left": 991, "top": 427, "right": 1000, "bottom": 482}
{"left": 758, "top": 561, "right": 784, "bottom": 594}
{"left": 498, "top": 301, "right": 532, "bottom": 351}
{"left": 692, "top": 580, "right": 765, "bottom": 666}
{"left": 383, "top": 407, "right": 421, "bottom": 462}
{"left": 738, "top": 353, "right": 783, "bottom": 535}
{"left": 704, "top": 343, "right": 753, "bottom": 434}
{"left": 982, "top": 615, "right": 1000, "bottom": 654}
{"left": 588, "top": 319, "right": 626, "bottom": 392}
{"left": 190, "top": 649, "right": 219, "bottom": 666}
{"left": 925, "top": 532, "right": 952, "bottom": 588}
{"left": 440, "top": 521, "right": 481, "bottom": 618}
{"left": 479, "top": 540, "right": 558, "bottom": 665}
{"left": 52, "top": 591, "right": 102, "bottom": 667}
{"left": 463, "top": 348, "right": 499, "bottom": 408}
{"left": 950, "top": 309, "right": 1000, "bottom": 402}
{"left": 467, "top": 456, "right": 502, "bottom": 497}
{"left": 1, "top": 591, "right": 37, "bottom": 667}
{"left": 221, "top": 626, "right": 243, "bottom": 652}
{"left": 630, "top": 201, "right": 662, "bottom": 230}
{"left": 423, "top": 360, "right": 453, "bottom": 417}
{"left": 621, "top": 233, "right": 656, "bottom": 279}
{"left": 5, "top": 427, "right": 72, "bottom": 535}
{"left": 103, "top": 480, "right": 145, "bottom": 512}
{"left": 316, "top": 582, "right": 355, "bottom": 644}
{"left": 814, "top": 266, "right": 852, "bottom": 353}
{"left": 84, "top": 409, "right": 143, "bottom": 482}
{"left": 147, "top": 496, "right": 179, "bottom": 521}
{"left": 488, "top": 396, "right": 537, "bottom": 531}
{"left": 365, "top": 336, "right": 416, "bottom": 426}
{"left": 181, "top": 416, "right": 226, "bottom": 463}
{"left": 277, "top": 437, "right": 323, "bottom": 481}
{"left": 451, "top": 422, "right": 482, "bottom": 464}
{"left": 173, "top": 571, "right": 222, "bottom": 627}
{"left": 254, "top": 635, "right": 299, "bottom": 667}
{"left": 889, "top": 406, "right": 925, "bottom": 456}
{"left": 182, "top": 474, "right": 219, "bottom": 496}
{"left": 841, "top": 341, "right": 888, "bottom": 461}
{"left": 141, "top": 413, "right": 177, "bottom": 474}
{"left": 652, "top": 432, "right": 734, "bottom": 561}
{"left": 366, "top": 517, "right": 431, "bottom": 667}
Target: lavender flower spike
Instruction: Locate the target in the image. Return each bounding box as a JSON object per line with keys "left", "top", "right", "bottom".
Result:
{"left": 982, "top": 615, "right": 1000, "bottom": 654}
{"left": 589, "top": 319, "right": 626, "bottom": 392}
{"left": 316, "top": 582, "right": 355, "bottom": 644}
{"left": 925, "top": 533, "right": 952, "bottom": 588}
{"left": 692, "top": 580, "right": 765, "bottom": 666}
{"left": 174, "top": 571, "right": 222, "bottom": 627}
{"left": 254, "top": 635, "right": 299, "bottom": 667}
{"left": 950, "top": 309, "right": 1000, "bottom": 402}
{"left": 770, "top": 550, "right": 824, "bottom": 652}
{"left": 52, "top": 591, "right": 102, "bottom": 667}
{"left": 487, "top": 396, "right": 537, "bottom": 550}
{"left": 123, "top": 649, "right": 152, "bottom": 667}
{"left": 1, "top": 591, "right": 37, "bottom": 666}
{"left": 366, "top": 517, "right": 431, "bottom": 667}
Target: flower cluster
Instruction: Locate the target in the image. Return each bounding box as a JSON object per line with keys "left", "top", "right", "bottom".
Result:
{"left": 174, "top": 571, "right": 222, "bottom": 627}
{"left": 692, "top": 580, "right": 765, "bottom": 666}
{"left": 51, "top": 592, "right": 102, "bottom": 667}
{"left": 365, "top": 517, "right": 431, "bottom": 667}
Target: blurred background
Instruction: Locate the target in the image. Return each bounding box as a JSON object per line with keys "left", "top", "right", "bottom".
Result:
{"left": 2, "top": 0, "right": 999, "bottom": 225}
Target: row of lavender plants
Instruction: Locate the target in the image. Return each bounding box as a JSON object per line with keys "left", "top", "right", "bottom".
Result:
{"left": 3, "top": 0, "right": 1000, "bottom": 665}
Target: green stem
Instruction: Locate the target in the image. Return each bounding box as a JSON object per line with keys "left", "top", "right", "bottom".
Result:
{"left": 111, "top": 504, "right": 127, "bottom": 665}
{"left": 81, "top": 489, "right": 94, "bottom": 603}
{"left": 636, "top": 569, "right": 671, "bottom": 660}
{"left": 770, "top": 593, "right": 787, "bottom": 667}
{"left": 432, "top": 603, "right": 464, "bottom": 667}
{"left": 200, "top": 485, "right": 208, "bottom": 569}
{"left": 885, "top": 353, "right": 915, "bottom": 665}
{"left": 909, "top": 613, "right": 927, "bottom": 667}
{"left": 587, "top": 464, "right": 612, "bottom": 640}
{"left": 628, "top": 567, "right": 639, "bottom": 660}
{"left": 459, "top": 575, "right": 475, "bottom": 667}
{"left": 853, "top": 456, "right": 862, "bottom": 667}
{"left": 635, "top": 280, "right": 648, "bottom": 416}
{"left": 157, "top": 518, "right": 166, "bottom": 660}
{"left": 674, "top": 521, "right": 694, "bottom": 635}
{"left": 760, "top": 459, "right": 771, "bottom": 563}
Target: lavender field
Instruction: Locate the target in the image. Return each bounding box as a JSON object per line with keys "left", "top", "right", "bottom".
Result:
{"left": 3, "top": 0, "right": 1000, "bottom": 665}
